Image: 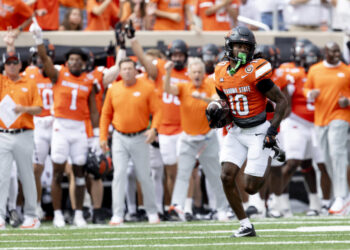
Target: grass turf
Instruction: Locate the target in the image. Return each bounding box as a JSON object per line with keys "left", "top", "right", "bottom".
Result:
{"left": 1, "top": 216, "right": 350, "bottom": 249}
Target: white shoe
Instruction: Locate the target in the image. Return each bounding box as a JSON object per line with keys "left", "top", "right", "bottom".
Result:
{"left": 0, "top": 217, "right": 6, "bottom": 230}
{"left": 37, "top": 205, "right": 45, "bottom": 220}
{"left": 217, "top": 211, "right": 229, "bottom": 222}
{"left": 73, "top": 214, "right": 87, "bottom": 227}
{"left": 329, "top": 197, "right": 345, "bottom": 215}
{"left": 20, "top": 217, "right": 40, "bottom": 229}
{"left": 109, "top": 216, "right": 123, "bottom": 226}
{"left": 148, "top": 213, "right": 160, "bottom": 224}
{"left": 53, "top": 213, "right": 66, "bottom": 228}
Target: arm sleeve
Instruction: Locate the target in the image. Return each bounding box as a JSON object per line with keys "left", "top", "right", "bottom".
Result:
{"left": 99, "top": 86, "right": 114, "bottom": 142}
{"left": 216, "top": 87, "right": 227, "bottom": 99}
{"left": 256, "top": 78, "right": 275, "bottom": 94}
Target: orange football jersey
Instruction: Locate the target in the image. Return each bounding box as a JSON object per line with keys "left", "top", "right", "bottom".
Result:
{"left": 214, "top": 59, "right": 272, "bottom": 128}
{"left": 24, "top": 66, "right": 53, "bottom": 117}
{"left": 53, "top": 66, "right": 94, "bottom": 121}
{"left": 158, "top": 67, "right": 190, "bottom": 135}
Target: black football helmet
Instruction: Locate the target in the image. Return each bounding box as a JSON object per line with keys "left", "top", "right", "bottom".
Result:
{"left": 291, "top": 38, "right": 312, "bottom": 66}
{"left": 167, "top": 39, "right": 188, "bottom": 71}
{"left": 304, "top": 43, "right": 322, "bottom": 72}
{"left": 85, "top": 149, "right": 113, "bottom": 180}
{"left": 224, "top": 26, "right": 256, "bottom": 64}
{"left": 200, "top": 43, "right": 220, "bottom": 74}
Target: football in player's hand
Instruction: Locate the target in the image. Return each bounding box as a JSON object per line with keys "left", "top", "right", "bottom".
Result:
{"left": 206, "top": 99, "right": 231, "bottom": 128}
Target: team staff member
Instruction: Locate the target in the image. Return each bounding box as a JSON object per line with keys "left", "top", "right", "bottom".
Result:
{"left": 100, "top": 57, "right": 161, "bottom": 226}
{"left": 30, "top": 20, "right": 99, "bottom": 227}
{"left": 210, "top": 26, "right": 287, "bottom": 237}
{"left": 164, "top": 58, "right": 229, "bottom": 221}
{"left": 0, "top": 52, "right": 43, "bottom": 229}
{"left": 304, "top": 41, "right": 350, "bottom": 215}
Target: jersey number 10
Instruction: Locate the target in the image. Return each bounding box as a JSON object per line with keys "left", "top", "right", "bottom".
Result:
{"left": 229, "top": 94, "right": 249, "bottom": 116}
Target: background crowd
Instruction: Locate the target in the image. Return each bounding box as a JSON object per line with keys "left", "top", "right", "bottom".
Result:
{"left": 0, "top": 0, "right": 349, "bottom": 230}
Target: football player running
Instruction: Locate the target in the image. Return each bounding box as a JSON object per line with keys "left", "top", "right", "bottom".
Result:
{"left": 210, "top": 26, "right": 287, "bottom": 237}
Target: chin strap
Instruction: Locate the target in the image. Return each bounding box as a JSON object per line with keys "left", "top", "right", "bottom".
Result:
{"left": 228, "top": 52, "right": 247, "bottom": 76}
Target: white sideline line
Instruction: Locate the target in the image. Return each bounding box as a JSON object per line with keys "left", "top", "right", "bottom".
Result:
{"left": 28, "top": 220, "right": 350, "bottom": 231}
{"left": 1, "top": 233, "right": 350, "bottom": 243}
{"left": 2, "top": 241, "right": 350, "bottom": 249}
{"left": 2, "top": 226, "right": 350, "bottom": 237}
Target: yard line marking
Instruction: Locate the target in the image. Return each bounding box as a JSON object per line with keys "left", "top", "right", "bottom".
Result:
{"left": 2, "top": 241, "right": 350, "bottom": 249}
{"left": 2, "top": 233, "right": 350, "bottom": 243}
{"left": 2, "top": 226, "right": 350, "bottom": 237}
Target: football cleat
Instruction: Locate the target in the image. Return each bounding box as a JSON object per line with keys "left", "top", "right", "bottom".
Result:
{"left": 9, "top": 209, "right": 22, "bottom": 228}
{"left": 168, "top": 205, "right": 185, "bottom": 221}
{"left": 20, "top": 217, "right": 40, "bottom": 229}
{"left": 148, "top": 213, "right": 160, "bottom": 224}
{"left": 109, "top": 216, "right": 123, "bottom": 226}
{"left": 73, "top": 213, "right": 87, "bottom": 227}
{"left": 306, "top": 209, "right": 319, "bottom": 216}
{"left": 53, "top": 213, "right": 66, "bottom": 228}
{"left": 231, "top": 224, "right": 257, "bottom": 237}
{"left": 328, "top": 197, "right": 350, "bottom": 215}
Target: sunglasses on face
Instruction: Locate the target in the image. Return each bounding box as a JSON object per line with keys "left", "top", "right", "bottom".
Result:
{"left": 5, "top": 60, "right": 19, "bottom": 65}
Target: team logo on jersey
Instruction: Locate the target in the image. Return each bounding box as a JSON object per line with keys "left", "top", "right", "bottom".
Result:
{"left": 133, "top": 92, "right": 141, "bottom": 97}
{"left": 64, "top": 72, "right": 70, "bottom": 77}
{"left": 245, "top": 65, "right": 253, "bottom": 74}
{"left": 337, "top": 72, "right": 345, "bottom": 78}
{"left": 220, "top": 78, "right": 224, "bottom": 82}
{"left": 87, "top": 74, "right": 94, "bottom": 80}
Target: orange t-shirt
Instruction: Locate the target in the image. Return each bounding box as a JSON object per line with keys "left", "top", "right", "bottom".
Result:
{"left": 85, "top": 0, "right": 119, "bottom": 31}
{"left": 0, "top": 74, "right": 42, "bottom": 129}
{"left": 24, "top": 66, "right": 53, "bottom": 117}
{"left": 177, "top": 79, "right": 216, "bottom": 135}
{"left": 34, "top": 0, "right": 59, "bottom": 31}
{"left": 158, "top": 67, "right": 190, "bottom": 135}
{"left": 53, "top": 66, "right": 94, "bottom": 121}
{"left": 99, "top": 77, "right": 161, "bottom": 141}
{"left": 196, "top": 0, "right": 239, "bottom": 31}
{"left": 0, "top": 0, "right": 33, "bottom": 30}
{"left": 59, "top": 0, "right": 85, "bottom": 9}
{"left": 215, "top": 59, "right": 272, "bottom": 128}
{"left": 151, "top": 0, "right": 191, "bottom": 30}
{"left": 304, "top": 61, "right": 350, "bottom": 126}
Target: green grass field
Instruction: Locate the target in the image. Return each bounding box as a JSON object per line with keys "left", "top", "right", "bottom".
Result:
{"left": 1, "top": 216, "right": 350, "bottom": 249}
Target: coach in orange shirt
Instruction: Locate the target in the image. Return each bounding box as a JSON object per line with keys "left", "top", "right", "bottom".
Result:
{"left": 0, "top": 52, "right": 43, "bottom": 229}
{"left": 304, "top": 41, "right": 350, "bottom": 215}
{"left": 164, "top": 57, "right": 229, "bottom": 221}
{"left": 100, "top": 57, "right": 161, "bottom": 226}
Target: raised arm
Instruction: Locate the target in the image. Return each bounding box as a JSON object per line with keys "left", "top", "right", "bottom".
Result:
{"left": 125, "top": 20, "right": 158, "bottom": 80}
{"left": 91, "top": 0, "right": 112, "bottom": 16}
{"left": 30, "top": 19, "right": 58, "bottom": 83}
{"left": 163, "top": 61, "right": 179, "bottom": 95}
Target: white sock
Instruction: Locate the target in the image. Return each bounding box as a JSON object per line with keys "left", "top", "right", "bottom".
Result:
{"left": 75, "top": 210, "right": 83, "bottom": 218}
{"left": 54, "top": 210, "right": 63, "bottom": 217}
{"left": 184, "top": 198, "right": 193, "bottom": 214}
{"left": 322, "top": 199, "right": 331, "bottom": 208}
{"left": 280, "top": 194, "right": 291, "bottom": 211}
{"left": 239, "top": 218, "right": 252, "bottom": 228}
{"left": 309, "top": 193, "right": 321, "bottom": 211}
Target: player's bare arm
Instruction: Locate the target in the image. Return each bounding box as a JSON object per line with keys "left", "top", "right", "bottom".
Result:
{"left": 264, "top": 84, "right": 287, "bottom": 128}
{"left": 163, "top": 61, "right": 179, "bottom": 95}
{"left": 88, "top": 87, "right": 100, "bottom": 129}
{"left": 37, "top": 44, "right": 58, "bottom": 83}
